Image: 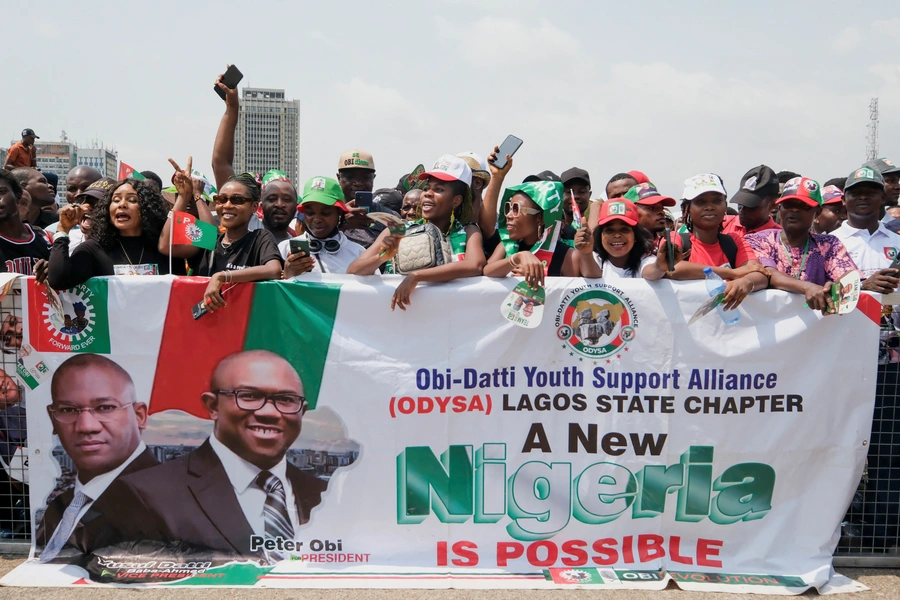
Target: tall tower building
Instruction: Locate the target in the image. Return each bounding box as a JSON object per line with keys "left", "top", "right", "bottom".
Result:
{"left": 234, "top": 88, "right": 300, "bottom": 182}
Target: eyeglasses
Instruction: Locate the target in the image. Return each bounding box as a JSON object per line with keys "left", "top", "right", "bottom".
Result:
{"left": 309, "top": 238, "right": 340, "bottom": 253}
{"left": 213, "top": 195, "right": 253, "bottom": 206}
{"left": 215, "top": 389, "right": 306, "bottom": 415}
{"left": 504, "top": 201, "right": 541, "bottom": 217}
{"left": 49, "top": 401, "right": 135, "bottom": 424}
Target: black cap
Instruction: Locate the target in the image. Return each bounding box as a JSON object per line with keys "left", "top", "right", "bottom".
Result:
{"left": 863, "top": 158, "right": 900, "bottom": 176}
{"left": 730, "top": 165, "right": 779, "bottom": 207}
{"left": 561, "top": 167, "right": 591, "bottom": 187}
{"left": 523, "top": 170, "right": 560, "bottom": 183}
{"left": 21, "top": 128, "right": 39, "bottom": 139}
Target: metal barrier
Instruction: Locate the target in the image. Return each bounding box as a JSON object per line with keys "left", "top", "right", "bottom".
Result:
{"left": 0, "top": 280, "right": 896, "bottom": 564}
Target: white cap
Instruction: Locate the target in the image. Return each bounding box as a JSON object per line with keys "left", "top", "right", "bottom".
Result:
{"left": 420, "top": 154, "right": 473, "bottom": 187}
{"left": 682, "top": 173, "right": 727, "bottom": 201}
{"left": 456, "top": 151, "right": 489, "bottom": 173}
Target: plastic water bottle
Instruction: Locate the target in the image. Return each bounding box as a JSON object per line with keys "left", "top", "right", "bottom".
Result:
{"left": 703, "top": 267, "right": 740, "bottom": 325}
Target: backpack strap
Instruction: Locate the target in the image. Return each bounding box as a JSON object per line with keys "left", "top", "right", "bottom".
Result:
{"left": 717, "top": 233, "right": 739, "bottom": 269}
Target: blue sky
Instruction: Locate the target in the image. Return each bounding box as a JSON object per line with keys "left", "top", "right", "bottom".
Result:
{"left": 4, "top": 0, "right": 898, "bottom": 199}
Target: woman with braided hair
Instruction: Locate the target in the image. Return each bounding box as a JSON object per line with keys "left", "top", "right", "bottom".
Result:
{"left": 159, "top": 165, "right": 283, "bottom": 311}
{"left": 666, "top": 173, "right": 768, "bottom": 310}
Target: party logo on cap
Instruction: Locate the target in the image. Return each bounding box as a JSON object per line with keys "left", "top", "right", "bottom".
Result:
{"left": 855, "top": 168, "right": 875, "bottom": 180}
{"left": 803, "top": 179, "right": 818, "bottom": 192}
{"left": 608, "top": 202, "right": 627, "bottom": 216}
{"left": 555, "top": 283, "right": 638, "bottom": 361}
{"left": 886, "top": 159, "right": 895, "bottom": 167}
{"left": 311, "top": 177, "right": 326, "bottom": 191}
{"left": 743, "top": 176, "right": 758, "bottom": 191}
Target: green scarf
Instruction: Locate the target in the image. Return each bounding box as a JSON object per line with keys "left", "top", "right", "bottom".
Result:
{"left": 498, "top": 181, "right": 564, "bottom": 262}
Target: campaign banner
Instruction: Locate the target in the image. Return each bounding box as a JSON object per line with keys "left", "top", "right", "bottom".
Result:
{"left": 0, "top": 274, "right": 879, "bottom": 594}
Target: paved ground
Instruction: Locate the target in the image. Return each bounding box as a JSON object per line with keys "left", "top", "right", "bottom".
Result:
{"left": 0, "top": 556, "right": 895, "bottom": 598}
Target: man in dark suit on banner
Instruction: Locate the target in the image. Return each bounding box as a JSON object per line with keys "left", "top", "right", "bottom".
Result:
{"left": 36, "top": 354, "right": 158, "bottom": 562}
{"left": 110, "top": 350, "right": 326, "bottom": 564}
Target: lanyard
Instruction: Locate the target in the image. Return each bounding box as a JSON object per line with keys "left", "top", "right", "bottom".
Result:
{"left": 780, "top": 233, "right": 810, "bottom": 279}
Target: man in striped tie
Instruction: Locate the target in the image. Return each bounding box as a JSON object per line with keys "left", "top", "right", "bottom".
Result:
{"left": 107, "top": 350, "right": 327, "bottom": 563}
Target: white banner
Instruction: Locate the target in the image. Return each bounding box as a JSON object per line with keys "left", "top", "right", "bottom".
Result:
{"left": 0, "top": 275, "right": 878, "bottom": 594}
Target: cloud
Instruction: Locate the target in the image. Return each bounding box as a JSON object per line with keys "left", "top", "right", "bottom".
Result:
{"left": 333, "top": 79, "right": 435, "bottom": 132}
{"left": 436, "top": 15, "right": 578, "bottom": 67}
{"left": 833, "top": 27, "right": 861, "bottom": 52}
{"left": 872, "top": 18, "right": 900, "bottom": 37}
{"left": 308, "top": 30, "right": 337, "bottom": 48}
{"left": 870, "top": 64, "right": 900, "bottom": 85}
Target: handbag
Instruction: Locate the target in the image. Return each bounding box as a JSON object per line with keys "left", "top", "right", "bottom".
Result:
{"left": 394, "top": 223, "right": 452, "bottom": 274}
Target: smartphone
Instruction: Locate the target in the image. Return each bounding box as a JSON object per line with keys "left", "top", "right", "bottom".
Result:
{"left": 489, "top": 135, "right": 524, "bottom": 170}
{"left": 215, "top": 64, "right": 244, "bottom": 100}
{"left": 289, "top": 238, "right": 310, "bottom": 257}
{"left": 664, "top": 227, "right": 675, "bottom": 272}
{"left": 890, "top": 253, "right": 900, "bottom": 271}
{"left": 191, "top": 301, "right": 209, "bottom": 320}
{"left": 355, "top": 191, "right": 374, "bottom": 212}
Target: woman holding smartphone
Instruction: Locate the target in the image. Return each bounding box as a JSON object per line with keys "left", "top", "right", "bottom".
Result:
{"left": 280, "top": 176, "right": 365, "bottom": 278}
{"left": 347, "top": 155, "right": 486, "bottom": 311}
{"left": 158, "top": 168, "right": 282, "bottom": 311}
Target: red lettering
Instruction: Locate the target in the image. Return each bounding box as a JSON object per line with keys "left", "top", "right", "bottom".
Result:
{"left": 638, "top": 534, "right": 665, "bottom": 562}
{"left": 417, "top": 397, "right": 434, "bottom": 413}
{"left": 561, "top": 540, "right": 588, "bottom": 567}
{"left": 452, "top": 396, "right": 466, "bottom": 412}
{"left": 526, "top": 540, "right": 558, "bottom": 567}
{"left": 622, "top": 535, "right": 634, "bottom": 563}
{"left": 669, "top": 536, "right": 693, "bottom": 565}
{"left": 697, "top": 538, "right": 723, "bottom": 568}
{"left": 451, "top": 541, "right": 478, "bottom": 567}
{"left": 434, "top": 396, "right": 451, "bottom": 412}
{"left": 436, "top": 541, "right": 447, "bottom": 566}
{"left": 496, "top": 542, "right": 524, "bottom": 567}
{"left": 398, "top": 397, "right": 414, "bottom": 414}
{"left": 591, "top": 538, "right": 618, "bottom": 565}
{"left": 469, "top": 395, "right": 485, "bottom": 412}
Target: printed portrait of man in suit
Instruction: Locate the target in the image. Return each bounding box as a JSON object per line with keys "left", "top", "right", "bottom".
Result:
{"left": 36, "top": 354, "right": 158, "bottom": 563}
{"left": 109, "top": 349, "right": 327, "bottom": 564}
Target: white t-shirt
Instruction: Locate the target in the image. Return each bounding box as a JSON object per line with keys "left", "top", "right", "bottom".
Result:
{"left": 278, "top": 231, "right": 364, "bottom": 276}
{"left": 593, "top": 254, "right": 656, "bottom": 279}
{"left": 833, "top": 221, "right": 900, "bottom": 278}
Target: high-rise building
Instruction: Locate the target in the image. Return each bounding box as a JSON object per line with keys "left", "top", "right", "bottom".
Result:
{"left": 77, "top": 146, "right": 118, "bottom": 179}
{"left": 234, "top": 88, "right": 300, "bottom": 182}
{"left": 33, "top": 141, "right": 77, "bottom": 199}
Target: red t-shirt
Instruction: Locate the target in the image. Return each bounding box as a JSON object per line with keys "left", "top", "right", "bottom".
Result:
{"left": 672, "top": 231, "right": 755, "bottom": 270}
{"left": 721, "top": 215, "right": 781, "bottom": 238}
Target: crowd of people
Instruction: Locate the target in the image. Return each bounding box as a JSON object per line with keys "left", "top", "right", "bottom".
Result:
{"left": 2, "top": 77, "right": 899, "bottom": 314}
{"left": 1, "top": 73, "right": 899, "bottom": 547}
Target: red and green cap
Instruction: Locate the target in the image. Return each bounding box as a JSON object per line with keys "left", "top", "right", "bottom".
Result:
{"left": 623, "top": 182, "right": 676, "bottom": 207}
{"left": 777, "top": 176, "right": 823, "bottom": 207}
{"left": 597, "top": 199, "right": 639, "bottom": 227}
{"left": 299, "top": 176, "right": 350, "bottom": 213}
{"left": 822, "top": 185, "right": 843, "bottom": 205}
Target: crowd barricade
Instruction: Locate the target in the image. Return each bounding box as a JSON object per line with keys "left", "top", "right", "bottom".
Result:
{"left": 0, "top": 274, "right": 895, "bottom": 591}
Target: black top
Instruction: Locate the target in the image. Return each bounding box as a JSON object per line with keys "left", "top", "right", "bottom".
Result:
{"left": 483, "top": 230, "right": 501, "bottom": 257}
{"left": 518, "top": 240, "right": 569, "bottom": 277}
{"left": 197, "top": 229, "right": 283, "bottom": 277}
{"left": 34, "top": 210, "right": 59, "bottom": 228}
{"left": 0, "top": 225, "right": 50, "bottom": 275}
{"left": 48, "top": 235, "right": 185, "bottom": 290}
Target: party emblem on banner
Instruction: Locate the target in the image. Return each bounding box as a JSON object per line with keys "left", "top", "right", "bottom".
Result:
{"left": 555, "top": 283, "right": 637, "bottom": 359}
{"left": 28, "top": 280, "right": 111, "bottom": 354}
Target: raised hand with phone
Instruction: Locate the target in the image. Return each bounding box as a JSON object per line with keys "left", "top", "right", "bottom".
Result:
{"left": 479, "top": 138, "right": 521, "bottom": 237}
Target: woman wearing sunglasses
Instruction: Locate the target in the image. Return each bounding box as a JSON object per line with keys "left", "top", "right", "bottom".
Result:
{"left": 48, "top": 171, "right": 181, "bottom": 290}
{"left": 280, "top": 176, "right": 365, "bottom": 277}
{"left": 159, "top": 166, "right": 282, "bottom": 311}
{"left": 483, "top": 180, "right": 580, "bottom": 287}
{"left": 348, "top": 155, "right": 486, "bottom": 311}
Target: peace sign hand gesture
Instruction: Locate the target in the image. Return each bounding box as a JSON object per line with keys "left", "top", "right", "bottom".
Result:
{"left": 168, "top": 156, "right": 193, "bottom": 201}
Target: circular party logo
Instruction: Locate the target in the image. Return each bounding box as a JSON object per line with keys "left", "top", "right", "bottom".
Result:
{"left": 555, "top": 283, "right": 638, "bottom": 360}
{"left": 42, "top": 288, "right": 97, "bottom": 342}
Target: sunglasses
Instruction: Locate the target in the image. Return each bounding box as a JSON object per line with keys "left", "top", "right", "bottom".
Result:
{"left": 504, "top": 201, "right": 541, "bottom": 217}
{"left": 213, "top": 195, "right": 253, "bottom": 206}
